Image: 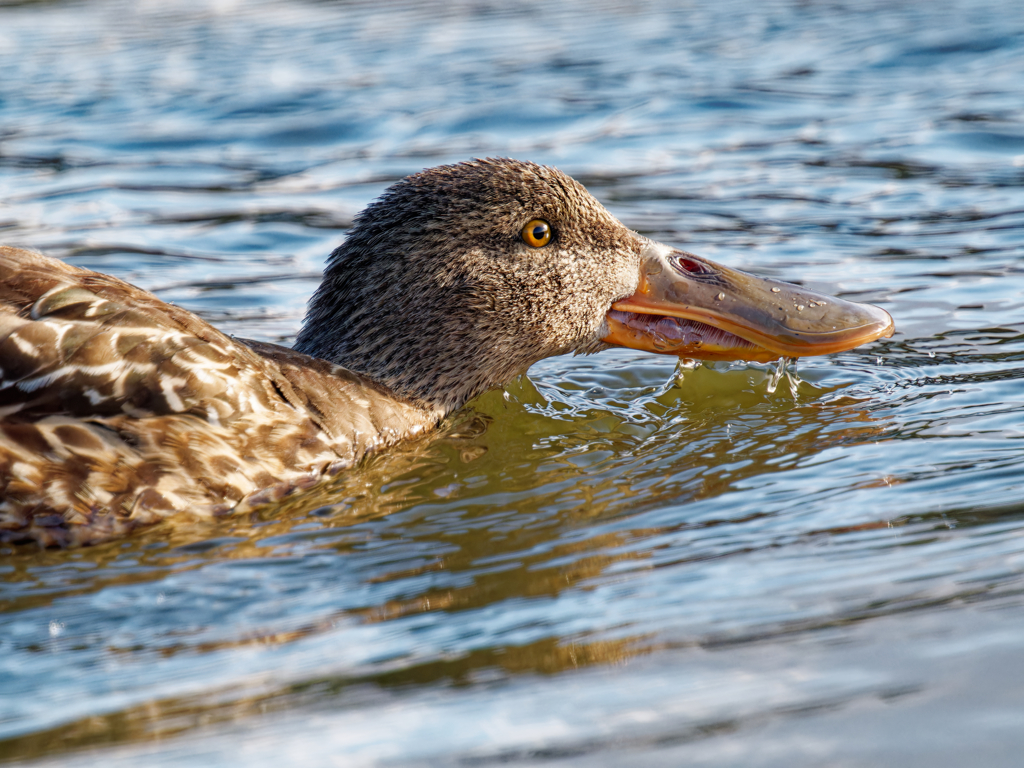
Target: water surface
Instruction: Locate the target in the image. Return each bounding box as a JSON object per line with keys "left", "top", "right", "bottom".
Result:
{"left": 2, "top": 0, "right": 1024, "bottom": 765}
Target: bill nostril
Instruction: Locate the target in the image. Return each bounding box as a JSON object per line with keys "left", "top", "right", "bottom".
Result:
{"left": 672, "top": 255, "right": 717, "bottom": 276}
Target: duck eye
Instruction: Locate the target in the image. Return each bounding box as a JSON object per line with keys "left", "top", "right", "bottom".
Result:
{"left": 521, "top": 219, "right": 552, "bottom": 248}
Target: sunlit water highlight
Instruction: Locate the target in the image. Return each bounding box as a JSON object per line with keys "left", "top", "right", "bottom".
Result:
{"left": 1, "top": 0, "right": 1024, "bottom": 765}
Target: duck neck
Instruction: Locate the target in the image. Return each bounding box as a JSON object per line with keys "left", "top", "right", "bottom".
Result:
{"left": 294, "top": 257, "right": 533, "bottom": 419}
{"left": 294, "top": 316, "right": 514, "bottom": 420}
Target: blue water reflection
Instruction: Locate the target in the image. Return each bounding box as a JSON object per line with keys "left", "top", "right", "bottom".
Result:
{"left": 2, "top": 0, "right": 1024, "bottom": 765}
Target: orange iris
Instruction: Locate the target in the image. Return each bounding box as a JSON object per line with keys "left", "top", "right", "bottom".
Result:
{"left": 521, "top": 219, "right": 552, "bottom": 248}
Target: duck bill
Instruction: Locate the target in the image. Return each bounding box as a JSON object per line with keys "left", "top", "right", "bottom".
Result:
{"left": 602, "top": 242, "right": 894, "bottom": 362}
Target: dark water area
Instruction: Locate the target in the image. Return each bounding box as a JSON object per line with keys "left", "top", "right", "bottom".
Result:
{"left": 1, "top": 0, "right": 1024, "bottom": 764}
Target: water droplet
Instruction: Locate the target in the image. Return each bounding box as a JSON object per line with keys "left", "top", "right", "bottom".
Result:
{"left": 771, "top": 287, "right": 781, "bottom": 293}
{"left": 716, "top": 292, "right": 725, "bottom": 301}
{"left": 651, "top": 332, "right": 675, "bottom": 351}
{"left": 797, "top": 305, "right": 805, "bottom": 311}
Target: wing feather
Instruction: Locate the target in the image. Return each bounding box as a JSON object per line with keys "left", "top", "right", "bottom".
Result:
{"left": 0, "top": 247, "right": 432, "bottom": 546}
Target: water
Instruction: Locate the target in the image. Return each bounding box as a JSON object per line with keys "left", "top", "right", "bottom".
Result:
{"left": 1, "top": 0, "right": 1023, "bottom": 764}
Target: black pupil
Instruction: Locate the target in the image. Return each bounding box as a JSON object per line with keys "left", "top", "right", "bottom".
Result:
{"left": 532, "top": 224, "right": 547, "bottom": 241}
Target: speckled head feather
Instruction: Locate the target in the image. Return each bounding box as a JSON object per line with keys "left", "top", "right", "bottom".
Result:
{"left": 295, "top": 158, "right": 643, "bottom": 414}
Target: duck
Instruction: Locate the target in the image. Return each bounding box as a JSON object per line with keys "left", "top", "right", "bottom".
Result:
{"left": 0, "top": 158, "right": 894, "bottom": 547}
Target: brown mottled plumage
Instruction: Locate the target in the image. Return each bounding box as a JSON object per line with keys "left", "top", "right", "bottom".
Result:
{"left": 0, "top": 159, "right": 641, "bottom": 546}
{"left": 0, "top": 246, "right": 434, "bottom": 546}
{"left": 1, "top": 158, "right": 894, "bottom": 547}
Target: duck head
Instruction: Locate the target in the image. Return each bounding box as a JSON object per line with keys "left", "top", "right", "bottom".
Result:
{"left": 295, "top": 158, "right": 893, "bottom": 416}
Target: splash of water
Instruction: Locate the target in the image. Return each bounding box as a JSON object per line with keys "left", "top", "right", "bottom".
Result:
{"left": 672, "top": 357, "right": 699, "bottom": 386}
{"left": 765, "top": 356, "right": 800, "bottom": 398}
